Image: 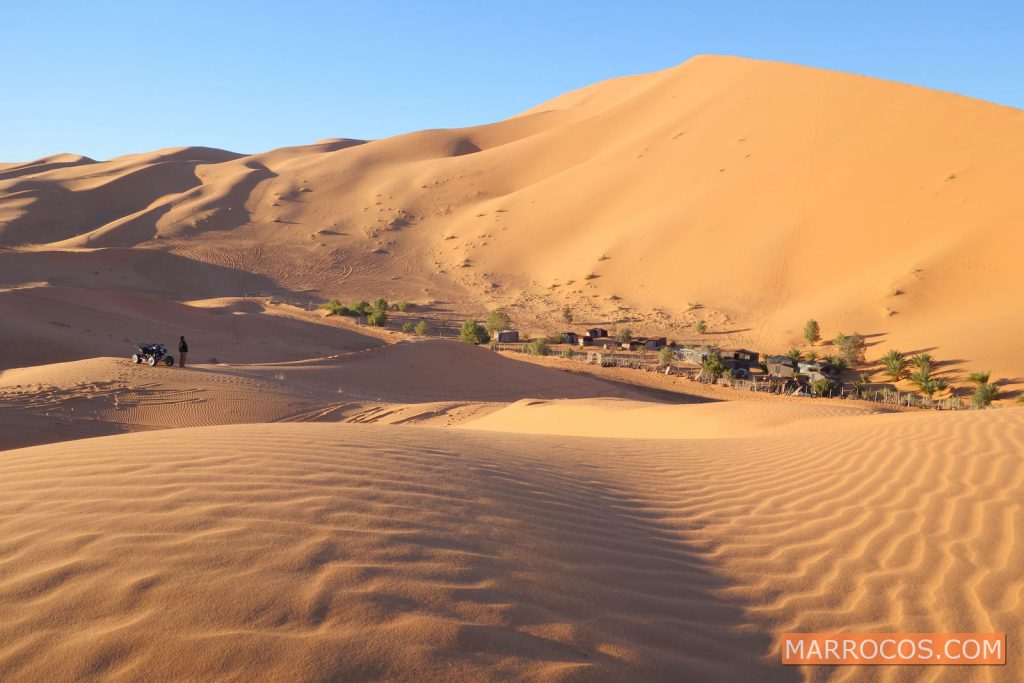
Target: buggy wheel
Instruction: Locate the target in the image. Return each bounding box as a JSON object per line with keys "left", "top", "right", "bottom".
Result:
{"left": 147, "top": 356, "right": 157, "bottom": 366}
{"left": 131, "top": 354, "right": 141, "bottom": 364}
{"left": 164, "top": 356, "right": 174, "bottom": 366}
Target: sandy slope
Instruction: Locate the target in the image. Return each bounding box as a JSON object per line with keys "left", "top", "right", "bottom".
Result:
{"left": 2, "top": 55, "right": 1023, "bottom": 390}
{"left": 460, "top": 397, "right": 882, "bottom": 439}
{"left": 0, "top": 340, "right": 658, "bottom": 451}
{"left": 1, "top": 410, "right": 1020, "bottom": 681}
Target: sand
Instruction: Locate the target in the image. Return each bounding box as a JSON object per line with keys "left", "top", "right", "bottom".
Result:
{"left": 1, "top": 411, "right": 1020, "bottom": 681}
{"left": 3, "top": 55, "right": 1024, "bottom": 392}
{"left": 2, "top": 54, "right": 1023, "bottom": 681}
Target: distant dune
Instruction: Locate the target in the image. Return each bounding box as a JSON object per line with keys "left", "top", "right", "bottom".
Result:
{"left": 2, "top": 55, "right": 1023, "bottom": 386}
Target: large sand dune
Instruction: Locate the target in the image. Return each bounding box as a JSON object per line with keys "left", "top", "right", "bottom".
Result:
{"left": 3, "top": 55, "right": 1023, "bottom": 386}
{"left": 1, "top": 411, "right": 1020, "bottom": 681}
{"left": 3, "top": 54, "right": 1023, "bottom": 681}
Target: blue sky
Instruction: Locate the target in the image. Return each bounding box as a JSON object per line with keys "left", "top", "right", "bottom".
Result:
{"left": 3, "top": 1, "right": 1022, "bottom": 161}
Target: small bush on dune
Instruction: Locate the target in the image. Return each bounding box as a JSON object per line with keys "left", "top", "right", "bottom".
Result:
{"left": 787, "top": 347, "right": 804, "bottom": 362}
{"left": 658, "top": 346, "right": 673, "bottom": 368}
{"left": 833, "top": 332, "right": 865, "bottom": 364}
{"left": 367, "top": 310, "right": 387, "bottom": 327}
{"left": 390, "top": 300, "right": 412, "bottom": 312}
{"left": 615, "top": 328, "right": 633, "bottom": 343}
{"left": 804, "top": 319, "right": 820, "bottom": 346}
{"left": 414, "top": 320, "right": 428, "bottom": 336}
{"left": 402, "top": 322, "right": 414, "bottom": 333}
{"left": 561, "top": 306, "right": 573, "bottom": 324}
{"left": 694, "top": 320, "right": 707, "bottom": 335}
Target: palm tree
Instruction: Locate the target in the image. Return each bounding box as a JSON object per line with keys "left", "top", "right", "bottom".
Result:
{"left": 910, "top": 353, "right": 934, "bottom": 372}
{"left": 879, "top": 349, "right": 907, "bottom": 382}
{"left": 825, "top": 355, "right": 848, "bottom": 374}
{"left": 806, "top": 350, "right": 819, "bottom": 362}
{"left": 787, "top": 347, "right": 804, "bottom": 363}
{"left": 909, "top": 368, "right": 947, "bottom": 399}
{"left": 967, "top": 371, "right": 991, "bottom": 386}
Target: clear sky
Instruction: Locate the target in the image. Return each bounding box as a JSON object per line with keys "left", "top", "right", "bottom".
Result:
{"left": 3, "top": 1, "right": 1022, "bottom": 161}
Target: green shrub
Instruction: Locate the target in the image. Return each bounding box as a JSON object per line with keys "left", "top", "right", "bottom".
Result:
{"left": 402, "top": 322, "right": 414, "bottom": 333}
{"left": 811, "top": 378, "right": 837, "bottom": 397}
{"left": 560, "top": 347, "right": 574, "bottom": 359}
{"left": 804, "top": 319, "right": 821, "bottom": 346}
{"left": 694, "top": 320, "right": 707, "bottom": 334}
{"left": 527, "top": 339, "right": 549, "bottom": 356}
{"left": 658, "top": 346, "right": 673, "bottom": 368}
{"left": 367, "top": 310, "right": 387, "bottom": 327}
{"left": 787, "top": 347, "right": 804, "bottom": 362}
{"left": 972, "top": 383, "right": 999, "bottom": 408}
{"left": 414, "top": 320, "right": 428, "bottom": 336}
{"left": 485, "top": 309, "right": 512, "bottom": 335}
{"left": 833, "top": 332, "right": 865, "bottom": 364}
{"left": 321, "top": 299, "right": 345, "bottom": 315}
{"left": 561, "top": 306, "right": 573, "bottom": 324}
{"left": 615, "top": 328, "right": 632, "bottom": 343}
{"left": 701, "top": 352, "right": 726, "bottom": 380}
{"left": 549, "top": 333, "right": 566, "bottom": 344}
{"left": 372, "top": 298, "right": 388, "bottom": 314}
{"left": 460, "top": 319, "right": 490, "bottom": 344}
{"left": 391, "top": 300, "right": 411, "bottom": 312}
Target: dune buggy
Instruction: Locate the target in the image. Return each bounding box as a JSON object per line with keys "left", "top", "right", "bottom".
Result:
{"left": 131, "top": 343, "right": 175, "bottom": 367}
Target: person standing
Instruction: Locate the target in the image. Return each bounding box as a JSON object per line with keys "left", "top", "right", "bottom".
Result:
{"left": 178, "top": 336, "right": 189, "bottom": 368}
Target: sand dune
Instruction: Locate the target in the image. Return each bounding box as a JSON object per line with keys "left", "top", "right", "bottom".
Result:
{"left": 0, "top": 286, "right": 382, "bottom": 370}
{"left": 1, "top": 409, "right": 1020, "bottom": 681}
{"left": 0, "top": 340, "right": 657, "bottom": 450}
{"left": 3, "top": 55, "right": 1023, "bottom": 386}
{"left": 3, "top": 54, "right": 1023, "bottom": 681}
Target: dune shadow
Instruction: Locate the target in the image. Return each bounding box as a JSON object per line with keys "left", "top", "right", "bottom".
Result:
{"left": 443, "top": 430, "right": 800, "bottom": 681}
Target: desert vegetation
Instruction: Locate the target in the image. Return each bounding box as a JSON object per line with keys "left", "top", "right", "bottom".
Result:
{"left": 803, "top": 319, "right": 820, "bottom": 346}
{"left": 459, "top": 319, "right": 490, "bottom": 344}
